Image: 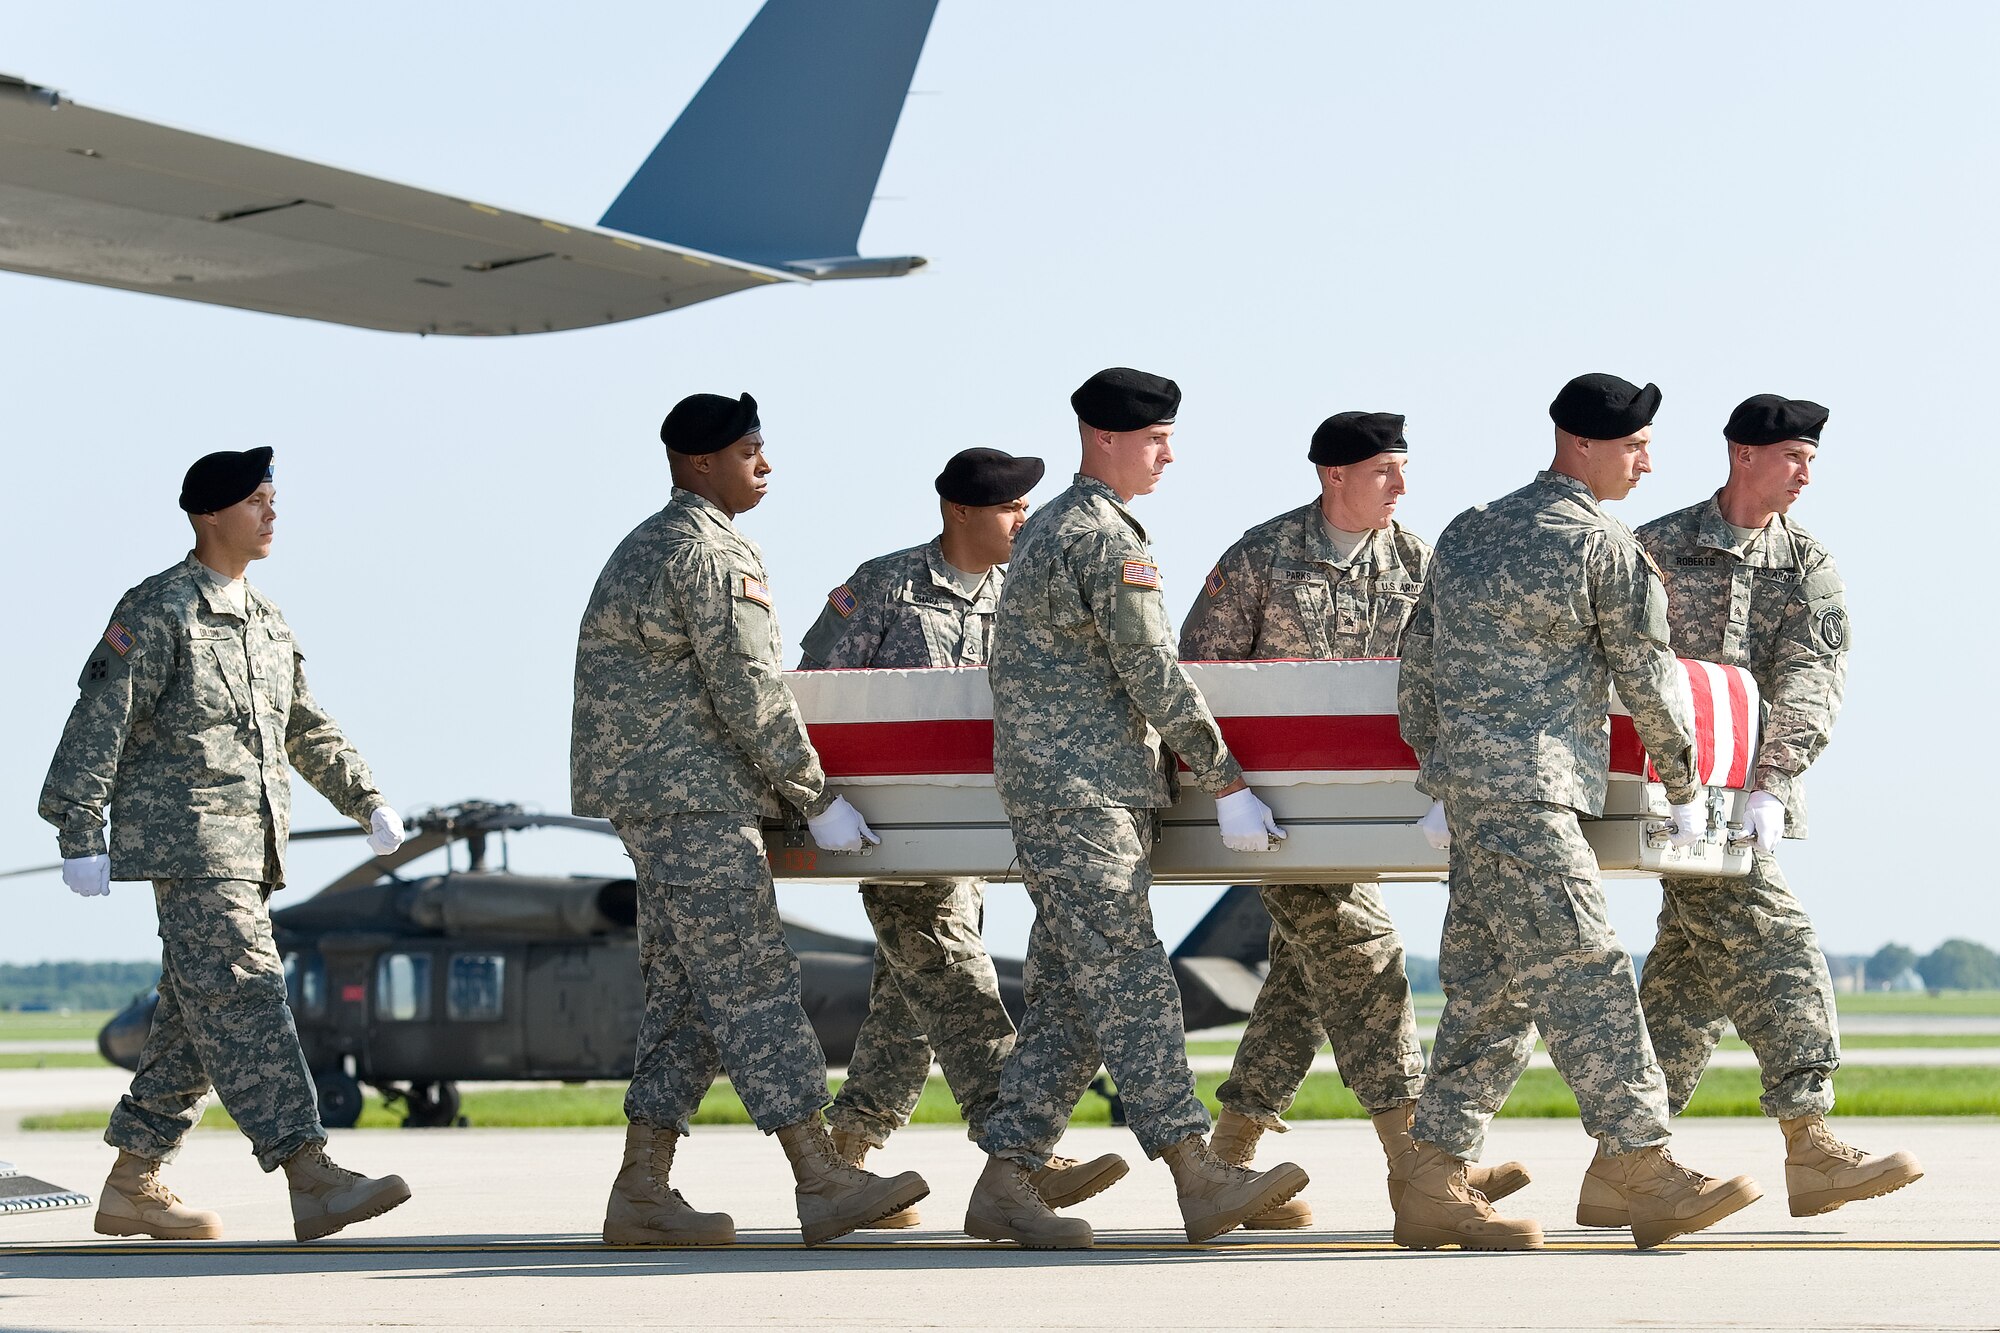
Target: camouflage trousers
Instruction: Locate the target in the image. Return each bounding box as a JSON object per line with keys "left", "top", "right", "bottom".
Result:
{"left": 1218, "top": 883, "right": 1426, "bottom": 1123}
{"left": 825, "top": 880, "right": 1016, "bottom": 1146}
{"left": 617, "top": 814, "right": 829, "bottom": 1135}
{"left": 980, "top": 807, "right": 1210, "bottom": 1166}
{"left": 1415, "top": 799, "right": 1672, "bottom": 1160}
{"left": 106, "top": 879, "right": 325, "bottom": 1172}
{"left": 1641, "top": 849, "right": 1839, "bottom": 1119}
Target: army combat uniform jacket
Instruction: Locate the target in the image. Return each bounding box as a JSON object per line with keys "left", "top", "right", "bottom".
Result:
{"left": 571, "top": 487, "right": 833, "bottom": 823}
{"left": 1637, "top": 497, "right": 1847, "bottom": 837}
{"left": 1400, "top": 471, "right": 1699, "bottom": 811}
{"left": 1181, "top": 503, "right": 1431, "bottom": 660}
{"left": 39, "top": 553, "right": 385, "bottom": 885}
{"left": 990, "top": 475, "right": 1241, "bottom": 812}
{"left": 797, "top": 537, "right": 1002, "bottom": 670}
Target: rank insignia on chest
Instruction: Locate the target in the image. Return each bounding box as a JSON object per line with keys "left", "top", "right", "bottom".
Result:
{"left": 102, "top": 622, "right": 136, "bottom": 656}
{"left": 1203, "top": 565, "right": 1226, "bottom": 597}
{"left": 740, "top": 576, "right": 772, "bottom": 607}
{"left": 1121, "top": 559, "right": 1161, "bottom": 590}
{"left": 828, "top": 584, "right": 858, "bottom": 618}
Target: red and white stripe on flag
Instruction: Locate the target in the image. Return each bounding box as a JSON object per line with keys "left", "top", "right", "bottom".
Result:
{"left": 787, "top": 657, "right": 1759, "bottom": 790}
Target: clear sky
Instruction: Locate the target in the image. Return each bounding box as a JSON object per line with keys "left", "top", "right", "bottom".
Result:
{"left": 4, "top": 2, "right": 1995, "bottom": 969}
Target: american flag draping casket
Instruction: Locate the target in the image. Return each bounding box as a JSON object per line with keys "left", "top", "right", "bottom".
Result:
{"left": 767, "top": 658, "right": 1760, "bottom": 884}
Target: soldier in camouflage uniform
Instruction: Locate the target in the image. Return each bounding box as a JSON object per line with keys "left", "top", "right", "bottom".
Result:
{"left": 1181, "top": 412, "right": 1527, "bottom": 1224}
{"left": 573, "top": 391, "right": 928, "bottom": 1247}
{"left": 1394, "top": 374, "right": 1761, "bottom": 1251}
{"left": 1626, "top": 394, "right": 1921, "bottom": 1220}
{"left": 39, "top": 447, "right": 410, "bottom": 1243}
{"left": 963, "top": 368, "right": 1308, "bottom": 1249}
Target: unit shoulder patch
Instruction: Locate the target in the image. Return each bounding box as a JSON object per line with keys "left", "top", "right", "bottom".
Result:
{"left": 1813, "top": 604, "right": 1848, "bottom": 651}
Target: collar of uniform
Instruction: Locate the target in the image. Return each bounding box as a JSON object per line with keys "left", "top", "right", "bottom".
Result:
{"left": 1292, "top": 499, "right": 1377, "bottom": 573}
{"left": 1535, "top": 468, "right": 1606, "bottom": 516}
{"left": 1072, "top": 473, "right": 1150, "bottom": 543}
{"left": 669, "top": 486, "right": 735, "bottom": 529}
{"left": 1697, "top": 493, "right": 1797, "bottom": 567}
{"left": 183, "top": 551, "right": 248, "bottom": 621}
{"left": 922, "top": 535, "right": 989, "bottom": 603}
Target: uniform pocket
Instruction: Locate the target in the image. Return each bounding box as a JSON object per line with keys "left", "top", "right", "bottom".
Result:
{"left": 1111, "top": 584, "right": 1168, "bottom": 645}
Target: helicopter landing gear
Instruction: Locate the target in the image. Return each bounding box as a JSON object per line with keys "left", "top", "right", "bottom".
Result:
{"left": 394, "top": 1081, "right": 463, "bottom": 1129}
{"left": 314, "top": 1066, "right": 365, "bottom": 1129}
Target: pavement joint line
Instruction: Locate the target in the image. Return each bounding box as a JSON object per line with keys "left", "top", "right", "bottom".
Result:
{"left": 3, "top": 1239, "right": 1995, "bottom": 1257}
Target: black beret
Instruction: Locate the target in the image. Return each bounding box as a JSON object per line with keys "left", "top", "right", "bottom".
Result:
{"left": 178, "top": 447, "right": 274, "bottom": 514}
{"left": 1549, "top": 373, "right": 1663, "bottom": 440}
{"left": 1724, "top": 394, "right": 1828, "bottom": 447}
{"left": 1070, "top": 367, "right": 1180, "bottom": 433}
{"left": 936, "top": 447, "right": 1046, "bottom": 507}
{"left": 661, "top": 392, "right": 759, "bottom": 455}
{"left": 1309, "top": 412, "right": 1407, "bottom": 467}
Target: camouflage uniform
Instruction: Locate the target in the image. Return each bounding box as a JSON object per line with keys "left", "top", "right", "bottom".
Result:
{"left": 39, "top": 553, "right": 386, "bottom": 1170}
{"left": 1398, "top": 471, "right": 1700, "bottom": 1160}
{"left": 1636, "top": 498, "right": 1847, "bottom": 1119}
{"left": 796, "top": 537, "right": 1016, "bottom": 1144}
{"left": 572, "top": 487, "right": 835, "bottom": 1134}
{"left": 981, "top": 475, "right": 1244, "bottom": 1166}
{"left": 1180, "top": 502, "right": 1429, "bottom": 1119}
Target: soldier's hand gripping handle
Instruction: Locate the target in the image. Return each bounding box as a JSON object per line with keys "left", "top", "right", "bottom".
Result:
{"left": 61, "top": 854, "right": 110, "bottom": 897}
{"left": 1745, "top": 791, "right": 1785, "bottom": 853}
{"left": 1417, "top": 800, "right": 1451, "bottom": 851}
{"left": 1216, "top": 787, "right": 1287, "bottom": 853}
{"left": 807, "top": 796, "right": 880, "bottom": 853}
{"left": 1667, "top": 797, "right": 1708, "bottom": 849}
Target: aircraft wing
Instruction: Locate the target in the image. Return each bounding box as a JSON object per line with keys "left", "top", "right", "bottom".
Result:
{"left": 0, "top": 75, "right": 796, "bottom": 336}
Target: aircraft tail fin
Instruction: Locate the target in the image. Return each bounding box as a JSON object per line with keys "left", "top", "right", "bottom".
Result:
{"left": 599, "top": 0, "right": 938, "bottom": 274}
{"left": 1171, "top": 885, "right": 1274, "bottom": 966}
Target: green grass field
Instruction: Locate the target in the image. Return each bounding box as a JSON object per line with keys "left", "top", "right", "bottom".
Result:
{"left": 0, "top": 1011, "right": 114, "bottom": 1043}
{"left": 0, "top": 1052, "right": 110, "bottom": 1069}
{"left": 23, "top": 1063, "right": 2000, "bottom": 1133}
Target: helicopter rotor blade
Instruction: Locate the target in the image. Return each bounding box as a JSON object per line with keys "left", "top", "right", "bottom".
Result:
{"left": 0, "top": 861, "right": 65, "bottom": 880}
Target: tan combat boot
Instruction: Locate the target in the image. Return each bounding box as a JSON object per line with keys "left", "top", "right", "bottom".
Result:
{"left": 1161, "top": 1133, "right": 1310, "bottom": 1243}
{"left": 1391, "top": 1142, "right": 1543, "bottom": 1251}
{"left": 1371, "top": 1102, "right": 1531, "bottom": 1210}
{"left": 93, "top": 1150, "right": 223, "bottom": 1240}
{"left": 1209, "top": 1109, "right": 1312, "bottom": 1228}
{"left": 1029, "top": 1152, "right": 1132, "bottom": 1210}
{"left": 282, "top": 1142, "right": 411, "bottom": 1242}
{"left": 602, "top": 1122, "right": 735, "bottom": 1246}
{"left": 1582, "top": 1143, "right": 1760, "bottom": 1249}
{"left": 829, "top": 1127, "right": 920, "bottom": 1229}
{"left": 774, "top": 1115, "right": 928, "bottom": 1246}
{"left": 964, "top": 1154, "right": 1094, "bottom": 1248}
{"left": 1780, "top": 1115, "right": 1924, "bottom": 1217}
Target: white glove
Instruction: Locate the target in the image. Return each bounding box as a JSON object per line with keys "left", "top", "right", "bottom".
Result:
{"left": 62, "top": 854, "right": 110, "bottom": 898}
{"left": 807, "top": 796, "right": 880, "bottom": 853}
{"left": 1746, "top": 791, "right": 1785, "bottom": 853}
{"left": 1216, "top": 787, "right": 1287, "bottom": 853}
{"left": 1418, "top": 800, "right": 1451, "bottom": 851}
{"left": 1667, "top": 798, "right": 1707, "bottom": 849}
{"left": 367, "top": 807, "right": 406, "bottom": 857}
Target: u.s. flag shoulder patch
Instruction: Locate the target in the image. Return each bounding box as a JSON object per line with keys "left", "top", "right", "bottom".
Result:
{"left": 828, "top": 584, "right": 859, "bottom": 618}
{"left": 740, "top": 576, "right": 772, "bottom": 607}
{"left": 103, "top": 622, "right": 136, "bottom": 656}
{"left": 1121, "top": 559, "right": 1161, "bottom": 590}
{"left": 1203, "top": 564, "right": 1226, "bottom": 597}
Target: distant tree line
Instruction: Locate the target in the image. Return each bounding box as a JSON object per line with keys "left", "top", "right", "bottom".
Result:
{"left": 1871, "top": 939, "right": 2000, "bottom": 991}
{"left": 0, "top": 961, "right": 160, "bottom": 1011}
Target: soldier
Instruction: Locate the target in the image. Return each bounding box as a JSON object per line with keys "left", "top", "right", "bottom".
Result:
{"left": 1622, "top": 394, "right": 1921, "bottom": 1222}
{"left": 39, "top": 447, "right": 411, "bottom": 1243}
{"left": 963, "top": 367, "right": 1308, "bottom": 1249}
{"left": 573, "top": 391, "right": 927, "bottom": 1248}
{"left": 798, "top": 447, "right": 1128, "bottom": 1225}
{"left": 1180, "top": 412, "right": 1528, "bottom": 1224}
{"left": 1394, "top": 373, "right": 1762, "bottom": 1251}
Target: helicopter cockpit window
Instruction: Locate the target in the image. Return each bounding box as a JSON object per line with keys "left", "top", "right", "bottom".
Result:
{"left": 376, "top": 953, "right": 433, "bottom": 1022}
{"left": 447, "top": 954, "right": 506, "bottom": 1023}
{"left": 283, "top": 952, "right": 326, "bottom": 1018}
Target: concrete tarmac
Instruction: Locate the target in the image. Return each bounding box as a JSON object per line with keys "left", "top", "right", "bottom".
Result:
{"left": 0, "top": 1117, "right": 1992, "bottom": 1331}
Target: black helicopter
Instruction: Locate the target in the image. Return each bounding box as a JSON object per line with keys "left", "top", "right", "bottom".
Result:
{"left": 91, "top": 802, "right": 1277, "bottom": 1128}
